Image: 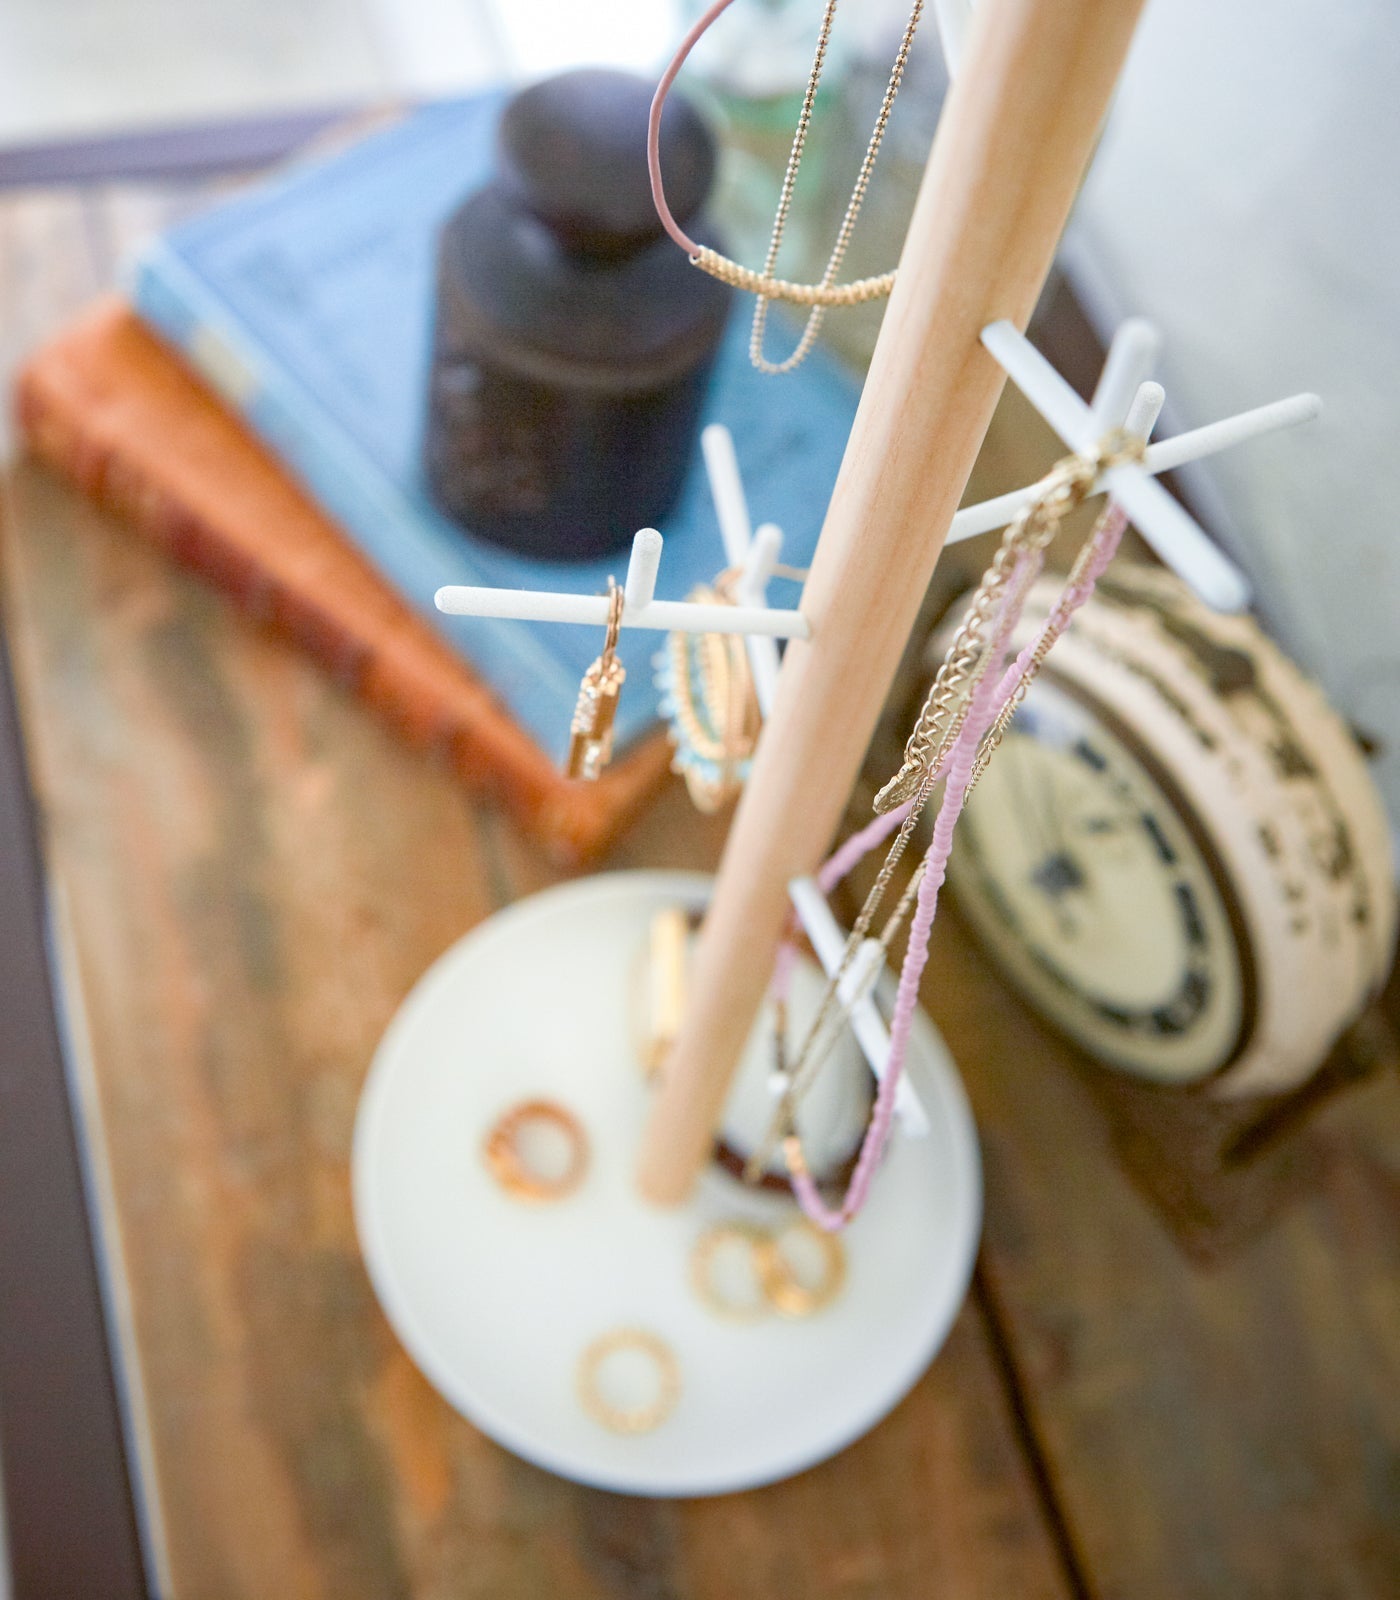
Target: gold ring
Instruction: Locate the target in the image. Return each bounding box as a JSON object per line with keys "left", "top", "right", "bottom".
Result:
{"left": 576, "top": 1329, "right": 681, "bottom": 1434}
{"left": 689, "top": 1221, "right": 771, "bottom": 1321}
{"left": 756, "top": 1218, "right": 847, "bottom": 1318}
{"left": 482, "top": 1099, "right": 588, "bottom": 1202}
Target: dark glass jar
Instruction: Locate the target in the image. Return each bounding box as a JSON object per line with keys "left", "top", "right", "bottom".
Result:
{"left": 424, "top": 68, "right": 732, "bottom": 561}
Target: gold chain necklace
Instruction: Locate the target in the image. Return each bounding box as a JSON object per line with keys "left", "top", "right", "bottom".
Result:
{"left": 650, "top": 0, "right": 926, "bottom": 371}
{"left": 746, "top": 434, "right": 1146, "bottom": 1181}
{"left": 745, "top": 0, "right": 926, "bottom": 373}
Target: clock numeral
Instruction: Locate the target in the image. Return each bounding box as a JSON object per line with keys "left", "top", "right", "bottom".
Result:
{"left": 1142, "top": 812, "right": 1177, "bottom": 866}
{"left": 1174, "top": 882, "right": 1206, "bottom": 947}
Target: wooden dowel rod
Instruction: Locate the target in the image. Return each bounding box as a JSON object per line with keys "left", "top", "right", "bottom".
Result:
{"left": 637, "top": 0, "right": 1148, "bottom": 1205}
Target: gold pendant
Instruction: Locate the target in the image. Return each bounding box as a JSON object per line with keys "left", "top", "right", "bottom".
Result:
{"left": 567, "top": 653, "right": 626, "bottom": 781}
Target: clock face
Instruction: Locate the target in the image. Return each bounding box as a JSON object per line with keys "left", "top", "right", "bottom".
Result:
{"left": 949, "top": 675, "right": 1252, "bottom": 1084}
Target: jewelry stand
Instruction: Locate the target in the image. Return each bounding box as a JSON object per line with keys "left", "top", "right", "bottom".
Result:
{"left": 353, "top": 0, "right": 1324, "bottom": 1491}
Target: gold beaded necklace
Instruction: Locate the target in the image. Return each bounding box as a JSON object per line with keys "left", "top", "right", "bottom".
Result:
{"left": 650, "top": 0, "right": 927, "bottom": 372}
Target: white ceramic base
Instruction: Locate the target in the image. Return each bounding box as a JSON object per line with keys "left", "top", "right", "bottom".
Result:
{"left": 352, "top": 871, "right": 981, "bottom": 1496}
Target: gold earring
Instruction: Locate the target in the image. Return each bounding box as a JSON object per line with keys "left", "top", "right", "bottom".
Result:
{"left": 567, "top": 580, "right": 626, "bottom": 781}
{"left": 656, "top": 571, "right": 762, "bottom": 813}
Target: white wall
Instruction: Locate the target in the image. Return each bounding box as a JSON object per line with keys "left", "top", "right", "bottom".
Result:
{"left": 0, "top": 0, "right": 676, "bottom": 147}
{"left": 1066, "top": 0, "right": 1400, "bottom": 832}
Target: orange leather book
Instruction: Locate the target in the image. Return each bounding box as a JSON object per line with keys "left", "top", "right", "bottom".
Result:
{"left": 13, "top": 298, "right": 670, "bottom": 863}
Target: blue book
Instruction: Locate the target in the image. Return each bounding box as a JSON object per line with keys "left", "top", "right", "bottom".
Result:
{"left": 131, "top": 94, "right": 860, "bottom": 761}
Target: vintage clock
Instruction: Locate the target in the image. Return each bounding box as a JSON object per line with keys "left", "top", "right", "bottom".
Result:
{"left": 943, "top": 565, "right": 1395, "bottom": 1095}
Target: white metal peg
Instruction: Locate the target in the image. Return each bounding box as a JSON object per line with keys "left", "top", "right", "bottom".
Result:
{"left": 623, "top": 526, "right": 663, "bottom": 612}
{"left": 1089, "top": 316, "right": 1161, "bottom": 435}
{"left": 697, "top": 424, "right": 786, "bottom": 716}
{"left": 944, "top": 317, "right": 1322, "bottom": 613}
{"left": 434, "top": 520, "right": 811, "bottom": 639}
{"left": 1121, "top": 379, "right": 1165, "bottom": 443}
{"left": 737, "top": 524, "right": 784, "bottom": 718}
{"left": 701, "top": 422, "right": 753, "bottom": 567}
{"left": 787, "top": 875, "right": 931, "bottom": 1136}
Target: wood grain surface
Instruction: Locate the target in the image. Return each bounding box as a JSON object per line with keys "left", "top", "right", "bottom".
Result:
{"left": 1, "top": 177, "right": 1397, "bottom": 1600}
{"left": 0, "top": 184, "right": 1070, "bottom": 1600}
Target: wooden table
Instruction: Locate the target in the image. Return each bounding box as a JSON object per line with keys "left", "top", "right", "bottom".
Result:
{"left": 2, "top": 173, "right": 1398, "bottom": 1600}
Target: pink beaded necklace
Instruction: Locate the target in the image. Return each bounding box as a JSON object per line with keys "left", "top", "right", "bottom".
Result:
{"left": 760, "top": 455, "right": 1136, "bottom": 1231}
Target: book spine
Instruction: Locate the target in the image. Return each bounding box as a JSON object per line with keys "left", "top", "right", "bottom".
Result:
{"left": 12, "top": 361, "right": 622, "bottom": 867}
{"left": 129, "top": 243, "right": 576, "bottom": 755}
